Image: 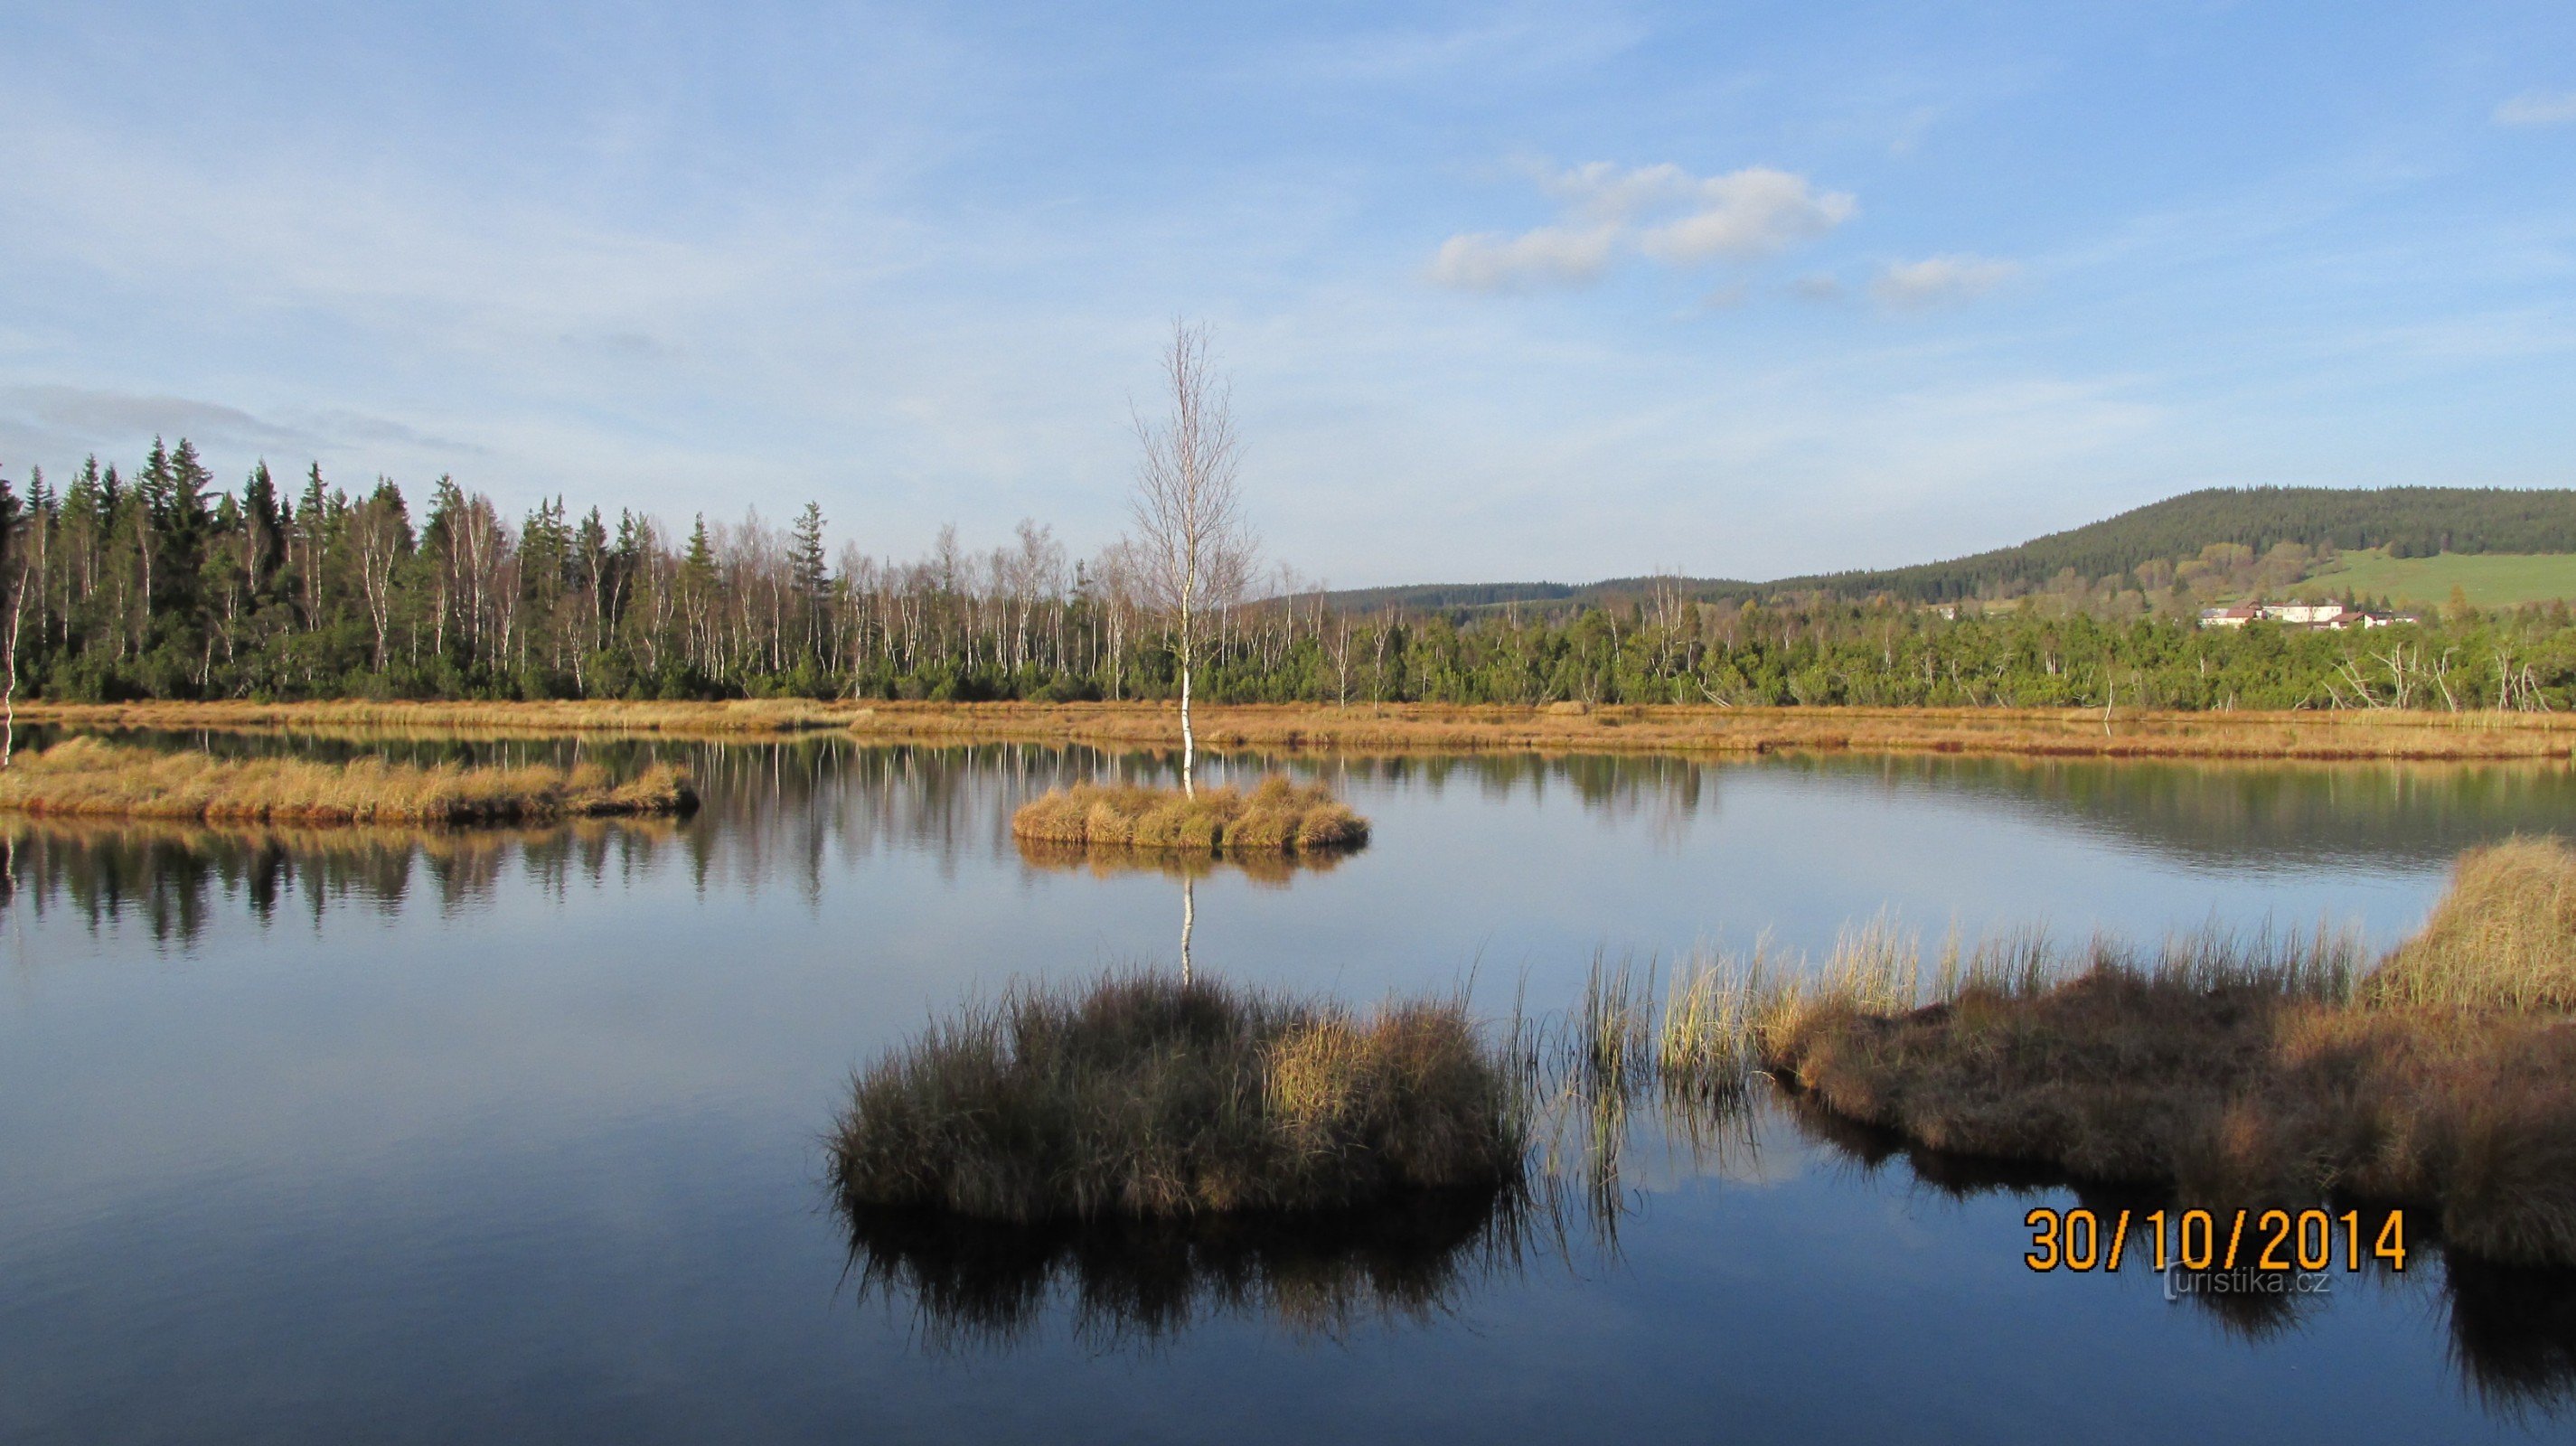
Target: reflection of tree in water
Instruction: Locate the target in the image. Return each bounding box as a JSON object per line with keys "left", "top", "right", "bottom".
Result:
{"left": 1011, "top": 836, "right": 1350, "bottom": 887}
{"left": 1790, "top": 754, "right": 2576, "bottom": 870}
{"left": 21, "top": 737, "right": 2568, "bottom": 948}
{"left": 839, "top": 1187, "right": 1535, "bottom": 1353}
{"left": 1334, "top": 752, "right": 1719, "bottom": 846}
{"left": 0, "top": 819, "right": 678, "bottom": 945}
{"left": 1775, "top": 1091, "right": 2576, "bottom": 1417}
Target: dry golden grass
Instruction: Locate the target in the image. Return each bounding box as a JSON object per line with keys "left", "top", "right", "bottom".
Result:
{"left": 12, "top": 697, "right": 851, "bottom": 739}
{"left": 828, "top": 972, "right": 1522, "bottom": 1222}
{"left": 2372, "top": 838, "right": 2576, "bottom": 1012}
{"left": 1734, "top": 869, "right": 2576, "bottom": 1264}
{"left": 21, "top": 698, "right": 2576, "bottom": 758}
{"left": 0, "top": 736, "right": 695, "bottom": 824}
{"left": 1010, "top": 776, "right": 1368, "bottom": 854}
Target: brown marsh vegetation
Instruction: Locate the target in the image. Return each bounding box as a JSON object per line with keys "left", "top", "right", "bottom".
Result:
{"left": 0, "top": 736, "right": 696, "bottom": 824}
{"left": 1688, "top": 840, "right": 2576, "bottom": 1267}
{"left": 21, "top": 697, "right": 2576, "bottom": 759}
{"left": 1010, "top": 776, "right": 1368, "bottom": 854}
{"left": 828, "top": 972, "right": 1520, "bottom": 1222}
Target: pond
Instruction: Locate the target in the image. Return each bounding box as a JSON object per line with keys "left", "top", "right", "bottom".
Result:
{"left": 4, "top": 739, "right": 2573, "bottom": 1443}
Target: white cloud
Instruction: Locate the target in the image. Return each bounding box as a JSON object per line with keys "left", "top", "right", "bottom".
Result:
{"left": 1431, "top": 161, "right": 1855, "bottom": 290}
{"left": 2495, "top": 90, "right": 2576, "bottom": 127}
{"left": 1871, "top": 254, "right": 2018, "bottom": 309}
{"left": 1637, "top": 167, "right": 1857, "bottom": 262}
{"left": 1428, "top": 224, "right": 1620, "bottom": 290}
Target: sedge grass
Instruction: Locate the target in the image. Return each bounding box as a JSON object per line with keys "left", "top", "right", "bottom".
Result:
{"left": 2370, "top": 838, "right": 2576, "bottom": 1012}
{"left": 1729, "top": 852, "right": 2576, "bottom": 1265}
{"left": 0, "top": 736, "right": 695, "bottom": 824}
{"left": 828, "top": 972, "right": 1520, "bottom": 1223}
{"left": 1010, "top": 776, "right": 1368, "bottom": 855}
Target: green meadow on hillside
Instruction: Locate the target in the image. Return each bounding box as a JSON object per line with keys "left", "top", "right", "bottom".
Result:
{"left": 2293, "top": 549, "right": 2576, "bottom": 609}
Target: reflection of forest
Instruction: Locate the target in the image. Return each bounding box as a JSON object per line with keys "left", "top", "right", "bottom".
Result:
{"left": 1778, "top": 754, "right": 2576, "bottom": 869}
{"left": 11, "top": 737, "right": 2572, "bottom": 944}
{"left": 0, "top": 819, "right": 682, "bottom": 944}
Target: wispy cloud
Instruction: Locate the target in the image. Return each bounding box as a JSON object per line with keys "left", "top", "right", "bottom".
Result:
{"left": 0, "top": 384, "right": 304, "bottom": 449}
{"left": 2494, "top": 90, "right": 2576, "bottom": 127}
{"left": 1430, "top": 224, "right": 1620, "bottom": 290}
{"left": 1871, "top": 255, "right": 2019, "bottom": 310}
{"left": 1432, "top": 162, "right": 1856, "bottom": 290}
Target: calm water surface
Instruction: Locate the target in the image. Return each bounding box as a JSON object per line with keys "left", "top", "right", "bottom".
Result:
{"left": 5, "top": 739, "right": 2575, "bottom": 1443}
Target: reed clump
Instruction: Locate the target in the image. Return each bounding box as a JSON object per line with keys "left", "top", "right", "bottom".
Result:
{"left": 829, "top": 972, "right": 1522, "bottom": 1223}
{"left": 2370, "top": 838, "right": 2576, "bottom": 1012}
{"left": 0, "top": 736, "right": 696, "bottom": 824}
{"left": 1009, "top": 776, "right": 1368, "bottom": 854}
{"left": 1747, "top": 846, "right": 2576, "bottom": 1264}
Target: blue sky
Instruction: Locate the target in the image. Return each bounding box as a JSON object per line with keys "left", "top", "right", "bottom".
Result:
{"left": 1, "top": 2, "right": 2571, "bottom": 586}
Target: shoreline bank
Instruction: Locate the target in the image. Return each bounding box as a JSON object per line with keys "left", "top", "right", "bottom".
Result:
{"left": 13, "top": 699, "right": 2576, "bottom": 760}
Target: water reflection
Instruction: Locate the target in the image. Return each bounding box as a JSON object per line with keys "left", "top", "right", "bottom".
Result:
{"left": 13, "top": 735, "right": 2576, "bottom": 1439}
{"left": 1771, "top": 1091, "right": 2576, "bottom": 1418}
{"left": 0, "top": 818, "right": 680, "bottom": 943}
{"left": 840, "top": 1187, "right": 1533, "bottom": 1353}
{"left": 1011, "top": 837, "right": 1352, "bottom": 887}
{"left": 1778, "top": 755, "right": 2576, "bottom": 869}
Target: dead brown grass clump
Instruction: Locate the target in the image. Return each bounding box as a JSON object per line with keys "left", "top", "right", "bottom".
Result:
{"left": 828, "top": 972, "right": 1522, "bottom": 1222}
{"left": 0, "top": 736, "right": 696, "bottom": 824}
{"left": 1756, "top": 886, "right": 2576, "bottom": 1264}
{"left": 2372, "top": 838, "right": 2576, "bottom": 1012}
{"left": 1009, "top": 776, "right": 1368, "bottom": 855}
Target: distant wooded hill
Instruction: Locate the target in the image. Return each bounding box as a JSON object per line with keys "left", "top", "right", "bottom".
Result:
{"left": 1328, "top": 486, "right": 2576, "bottom": 612}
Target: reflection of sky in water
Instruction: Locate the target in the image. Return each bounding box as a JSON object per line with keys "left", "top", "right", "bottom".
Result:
{"left": 3, "top": 744, "right": 2571, "bottom": 1442}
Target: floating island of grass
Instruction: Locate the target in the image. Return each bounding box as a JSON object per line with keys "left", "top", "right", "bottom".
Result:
{"left": 830, "top": 972, "right": 1518, "bottom": 1223}
{"left": 1011, "top": 776, "right": 1368, "bottom": 856}
{"left": 0, "top": 736, "right": 696, "bottom": 825}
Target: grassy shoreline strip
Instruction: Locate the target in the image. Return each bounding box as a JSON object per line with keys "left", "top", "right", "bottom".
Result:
{"left": 0, "top": 737, "right": 695, "bottom": 824}
{"left": 1651, "top": 840, "right": 2576, "bottom": 1266}
{"left": 15, "top": 699, "right": 2576, "bottom": 759}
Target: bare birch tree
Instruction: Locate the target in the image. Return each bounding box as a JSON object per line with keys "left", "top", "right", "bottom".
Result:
{"left": 1129, "top": 320, "right": 1254, "bottom": 795}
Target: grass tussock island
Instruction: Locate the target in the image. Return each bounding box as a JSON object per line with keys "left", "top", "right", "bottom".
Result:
{"left": 20, "top": 698, "right": 2576, "bottom": 760}
{"left": 0, "top": 737, "right": 696, "bottom": 824}
{"left": 1720, "top": 839, "right": 2576, "bottom": 1266}
{"left": 1010, "top": 777, "right": 1368, "bottom": 854}
{"left": 829, "top": 972, "right": 1521, "bottom": 1222}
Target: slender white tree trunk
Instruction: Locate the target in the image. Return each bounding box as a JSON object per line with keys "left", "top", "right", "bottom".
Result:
{"left": 1, "top": 569, "right": 24, "bottom": 769}
{"left": 1179, "top": 623, "right": 1194, "bottom": 795}
{"left": 1179, "top": 876, "right": 1195, "bottom": 986}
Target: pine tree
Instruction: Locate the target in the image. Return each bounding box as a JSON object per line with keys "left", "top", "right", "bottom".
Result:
{"left": 791, "top": 502, "right": 828, "bottom": 599}
{"left": 241, "top": 462, "right": 286, "bottom": 598}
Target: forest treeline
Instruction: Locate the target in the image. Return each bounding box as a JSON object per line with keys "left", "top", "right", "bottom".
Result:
{"left": 4, "top": 445, "right": 2576, "bottom": 711}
